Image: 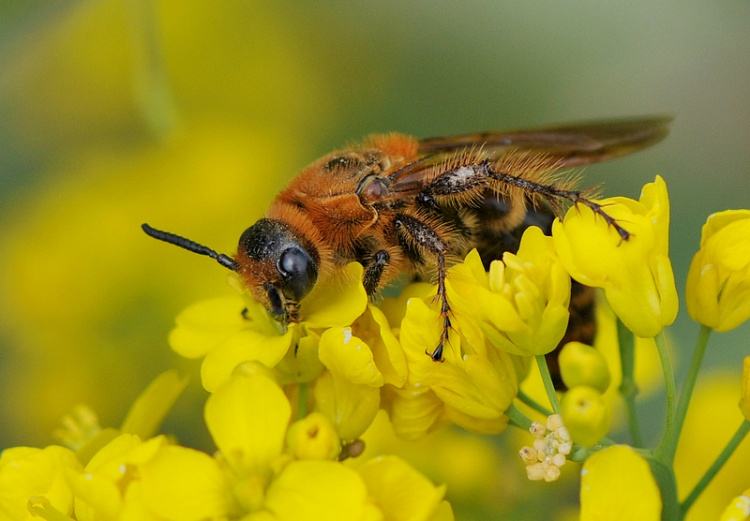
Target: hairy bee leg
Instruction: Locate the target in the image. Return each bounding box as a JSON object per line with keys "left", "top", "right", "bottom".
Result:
{"left": 393, "top": 214, "right": 451, "bottom": 362}
{"left": 363, "top": 250, "right": 391, "bottom": 296}
{"left": 480, "top": 161, "right": 631, "bottom": 241}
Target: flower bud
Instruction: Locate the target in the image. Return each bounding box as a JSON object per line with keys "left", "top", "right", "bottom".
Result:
{"left": 559, "top": 342, "right": 611, "bottom": 392}
{"left": 286, "top": 412, "right": 341, "bottom": 461}
{"left": 741, "top": 356, "right": 750, "bottom": 422}
{"left": 561, "top": 386, "right": 610, "bottom": 447}
{"left": 686, "top": 210, "right": 750, "bottom": 332}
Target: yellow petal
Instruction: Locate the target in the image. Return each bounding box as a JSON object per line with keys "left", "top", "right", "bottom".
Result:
{"left": 120, "top": 370, "right": 188, "bottom": 439}
{"left": 382, "top": 385, "right": 444, "bottom": 441}
{"left": 275, "top": 332, "right": 325, "bottom": 385}
{"left": 264, "top": 461, "right": 381, "bottom": 521}
{"left": 302, "top": 262, "right": 368, "bottom": 328}
{"left": 205, "top": 371, "right": 291, "bottom": 475}
{"left": 359, "top": 305, "right": 408, "bottom": 387}
{"left": 140, "top": 446, "right": 233, "bottom": 520}
{"left": 66, "top": 467, "right": 122, "bottom": 521}
{"left": 314, "top": 371, "right": 380, "bottom": 442}
{"left": 358, "top": 455, "right": 446, "bottom": 521}
{"left": 201, "top": 325, "right": 296, "bottom": 392}
{"left": 169, "top": 296, "right": 248, "bottom": 359}
{"left": 580, "top": 445, "right": 661, "bottom": 521}
{"left": 319, "top": 327, "right": 384, "bottom": 387}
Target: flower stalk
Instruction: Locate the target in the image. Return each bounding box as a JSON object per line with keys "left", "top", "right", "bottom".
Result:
{"left": 617, "top": 319, "right": 643, "bottom": 447}
{"left": 536, "top": 355, "right": 561, "bottom": 415}
{"left": 655, "top": 332, "right": 677, "bottom": 460}
{"left": 661, "top": 325, "right": 711, "bottom": 464}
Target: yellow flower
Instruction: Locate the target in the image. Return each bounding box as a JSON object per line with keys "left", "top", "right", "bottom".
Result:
{"left": 560, "top": 386, "right": 611, "bottom": 447}
{"left": 0, "top": 445, "right": 80, "bottom": 520}
{"left": 580, "top": 445, "right": 661, "bottom": 520}
{"left": 741, "top": 357, "right": 750, "bottom": 421}
{"left": 552, "top": 176, "right": 678, "bottom": 337}
{"left": 719, "top": 490, "right": 750, "bottom": 521}
{"left": 448, "top": 227, "right": 571, "bottom": 356}
{"left": 399, "top": 297, "right": 519, "bottom": 434}
{"left": 314, "top": 327, "right": 383, "bottom": 442}
{"left": 686, "top": 210, "right": 750, "bottom": 332}
{"left": 170, "top": 262, "right": 368, "bottom": 391}
{"left": 558, "top": 342, "right": 611, "bottom": 393}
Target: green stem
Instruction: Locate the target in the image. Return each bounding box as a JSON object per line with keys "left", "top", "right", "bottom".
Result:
{"left": 681, "top": 420, "right": 750, "bottom": 514}
{"left": 535, "top": 355, "right": 561, "bottom": 414}
{"left": 655, "top": 332, "right": 677, "bottom": 459}
{"left": 128, "top": 0, "right": 178, "bottom": 138}
{"left": 297, "top": 383, "right": 309, "bottom": 420}
{"left": 617, "top": 319, "right": 643, "bottom": 446}
{"left": 507, "top": 403, "right": 533, "bottom": 430}
{"left": 516, "top": 389, "right": 553, "bottom": 417}
{"left": 662, "top": 326, "right": 711, "bottom": 464}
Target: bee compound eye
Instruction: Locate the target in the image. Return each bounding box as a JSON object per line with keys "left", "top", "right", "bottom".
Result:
{"left": 277, "top": 247, "right": 318, "bottom": 300}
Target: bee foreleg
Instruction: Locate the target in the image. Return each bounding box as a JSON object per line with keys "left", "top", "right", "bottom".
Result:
{"left": 393, "top": 214, "right": 451, "bottom": 362}
{"left": 363, "top": 249, "right": 391, "bottom": 296}
{"left": 481, "top": 161, "right": 631, "bottom": 241}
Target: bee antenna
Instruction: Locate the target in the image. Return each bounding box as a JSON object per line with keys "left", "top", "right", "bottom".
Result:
{"left": 141, "top": 223, "right": 239, "bottom": 271}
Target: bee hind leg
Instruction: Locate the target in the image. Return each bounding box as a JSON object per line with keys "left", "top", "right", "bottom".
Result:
{"left": 393, "top": 214, "right": 451, "bottom": 362}
{"left": 481, "top": 161, "right": 631, "bottom": 241}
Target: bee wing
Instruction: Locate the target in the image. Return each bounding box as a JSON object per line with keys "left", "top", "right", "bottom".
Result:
{"left": 387, "top": 116, "right": 671, "bottom": 194}
{"left": 419, "top": 116, "right": 672, "bottom": 166}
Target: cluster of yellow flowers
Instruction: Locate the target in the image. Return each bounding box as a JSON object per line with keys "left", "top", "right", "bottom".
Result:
{"left": 2, "top": 175, "right": 749, "bottom": 521}
{"left": 0, "top": 368, "right": 452, "bottom": 521}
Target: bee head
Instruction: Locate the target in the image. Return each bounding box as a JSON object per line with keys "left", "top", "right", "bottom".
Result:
{"left": 235, "top": 218, "right": 319, "bottom": 321}
{"left": 141, "top": 220, "right": 318, "bottom": 322}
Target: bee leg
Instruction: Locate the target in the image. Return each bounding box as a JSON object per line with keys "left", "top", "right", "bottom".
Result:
{"left": 431, "top": 252, "right": 451, "bottom": 362}
{"left": 363, "top": 250, "right": 391, "bottom": 296}
{"left": 481, "top": 161, "right": 631, "bottom": 241}
{"left": 393, "top": 214, "right": 451, "bottom": 362}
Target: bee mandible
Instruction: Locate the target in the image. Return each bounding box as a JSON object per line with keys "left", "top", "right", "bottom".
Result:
{"left": 143, "top": 116, "right": 671, "bottom": 362}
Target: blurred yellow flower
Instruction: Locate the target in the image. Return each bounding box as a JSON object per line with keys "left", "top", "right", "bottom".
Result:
{"left": 552, "top": 176, "right": 678, "bottom": 337}
{"left": 0, "top": 445, "right": 80, "bottom": 521}
{"left": 560, "top": 386, "right": 611, "bottom": 447}
{"left": 686, "top": 210, "right": 750, "bottom": 332}
{"left": 399, "top": 297, "right": 518, "bottom": 434}
{"left": 742, "top": 357, "right": 750, "bottom": 421}
{"left": 676, "top": 373, "right": 750, "bottom": 520}
{"left": 719, "top": 490, "right": 750, "bottom": 521}
{"left": 169, "top": 262, "right": 368, "bottom": 391}
{"left": 448, "top": 226, "right": 571, "bottom": 356}
{"left": 580, "top": 445, "right": 661, "bottom": 520}
{"left": 359, "top": 455, "right": 452, "bottom": 521}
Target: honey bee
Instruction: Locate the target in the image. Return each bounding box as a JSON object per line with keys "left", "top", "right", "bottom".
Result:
{"left": 143, "top": 116, "right": 670, "bottom": 362}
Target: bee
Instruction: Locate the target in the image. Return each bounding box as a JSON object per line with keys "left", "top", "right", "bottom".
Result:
{"left": 143, "top": 116, "right": 670, "bottom": 362}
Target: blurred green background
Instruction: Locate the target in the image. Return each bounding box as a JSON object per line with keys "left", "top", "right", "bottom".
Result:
{"left": 0, "top": 1, "right": 748, "bottom": 519}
